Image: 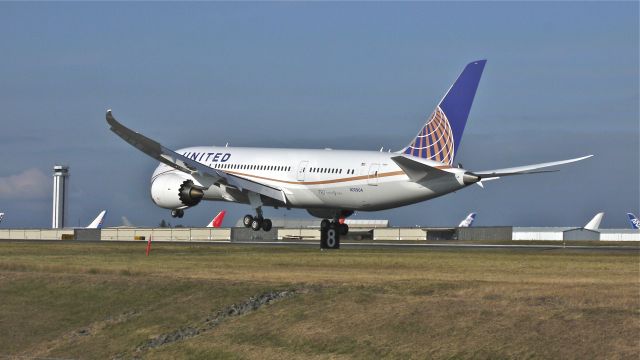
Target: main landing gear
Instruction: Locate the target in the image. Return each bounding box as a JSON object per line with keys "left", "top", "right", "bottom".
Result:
{"left": 171, "top": 209, "right": 184, "bottom": 218}
{"left": 320, "top": 219, "right": 349, "bottom": 236}
{"left": 243, "top": 212, "right": 273, "bottom": 232}
{"left": 244, "top": 194, "right": 272, "bottom": 231}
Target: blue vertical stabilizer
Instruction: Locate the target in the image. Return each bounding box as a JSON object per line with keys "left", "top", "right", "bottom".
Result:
{"left": 403, "top": 60, "right": 486, "bottom": 165}
{"left": 628, "top": 213, "right": 639, "bottom": 229}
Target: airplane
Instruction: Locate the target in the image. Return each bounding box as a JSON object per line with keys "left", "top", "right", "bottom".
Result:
{"left": 85, "top": 210, "right": 107, "bottom": 229}
{"left": 458, "top": 213, "right": 476, "bottom": 228}
{"left": 106, "top": 59, "right": 592, "bottom": 236}
{"left": 0, "top": 212, "right": 4, "bottom": 224}
{"left": 627, "top": 213, "right": 639, "bottom": 229}
{"left": 206, "top": 210, "right": 226, "bottom": 228}
{"left": 583, "top": 212, "right": 604, "bottom": 231}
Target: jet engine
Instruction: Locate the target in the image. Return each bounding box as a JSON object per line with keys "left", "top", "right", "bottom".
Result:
{"left": 150, "top": 173, "right": 205, "bottom": 209}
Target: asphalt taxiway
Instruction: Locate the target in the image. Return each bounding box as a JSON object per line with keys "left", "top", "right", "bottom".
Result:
{"left": 2, "top": 239, "right": 636, "bottom": 253}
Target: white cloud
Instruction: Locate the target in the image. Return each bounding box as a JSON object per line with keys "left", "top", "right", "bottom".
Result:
{"left": 0, "top": 168, "right": 50, "bottom": 200}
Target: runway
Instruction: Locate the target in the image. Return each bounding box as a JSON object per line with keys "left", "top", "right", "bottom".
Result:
{"left": 3, "top": 238, "right": 635, "bottom": 253}
{"left": 230, "top": 240, "right": 640, "bottom": 252}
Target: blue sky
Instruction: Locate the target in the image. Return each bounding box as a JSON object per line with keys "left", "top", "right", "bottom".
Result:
{"left": 0, "top": 2, "right": 638, "bottom": 228}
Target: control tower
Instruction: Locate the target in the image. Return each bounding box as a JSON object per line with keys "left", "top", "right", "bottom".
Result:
{"left": 52, "top": 165, "right": 69, "bottom": 229}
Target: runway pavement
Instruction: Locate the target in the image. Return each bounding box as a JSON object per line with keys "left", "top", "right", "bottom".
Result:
{"left": 230, "top": 240, "right": 640, "bottom": 252}
{"left": 2, "top": 238, "right": 636, "bottom": 253}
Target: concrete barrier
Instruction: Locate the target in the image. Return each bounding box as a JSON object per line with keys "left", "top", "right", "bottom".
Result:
{"left": 373, "top": 228, "right": 426, "bottom": 241}
{"left": 98, "top": 228, "right": 232, "bottom": 241}
{"left": 599, "top": 230, "right": 640, "bottom": 241}
{"left": 0, "top": 229, "right": 73, "bottom": 240}
{"left": 0, "top": 227, "right": 636, "bottom": 243}
{"left": 232, "top": 227, "right": 278, "bottom": 242}
{"left": 150, "top": 229, "right": 175, "bottom": 241}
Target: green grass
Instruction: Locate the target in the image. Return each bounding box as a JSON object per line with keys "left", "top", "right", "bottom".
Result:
{"left": 0, "top": 241, "right": 638, "bottom": 359}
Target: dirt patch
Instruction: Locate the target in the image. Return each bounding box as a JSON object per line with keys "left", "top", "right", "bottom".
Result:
{"left": 132, "top": 289, "right": 297, "bottom": 356}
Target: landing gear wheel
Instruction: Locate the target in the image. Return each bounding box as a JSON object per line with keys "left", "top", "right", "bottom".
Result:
{"left": 261, "top": 218, "right": 272, "bottom": 232}
{"left": 171, "top": 209, "right": 184, "bottom": 218}
{"left": 320, "top": 219, "right": 331, "bottom": 231}
{"left": 243, "top": 214, "right": 253, "bottom": 228}
{"left": 339, "top": 223, "right": 349, "bottom": 236}
{"left": 251, "top": 217, "right": 263, "bottom": 231}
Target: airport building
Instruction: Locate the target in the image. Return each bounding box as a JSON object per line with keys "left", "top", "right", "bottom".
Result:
{"left": 0, "top": 226, "right": 637, "bottom": 242}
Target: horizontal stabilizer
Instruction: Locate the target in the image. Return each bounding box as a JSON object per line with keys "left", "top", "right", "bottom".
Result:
{"left": 472, "top": 155, "right": 593, "bottom": 178}
{"left": 391, "top": 156, "right": 454, "bottom": 182}
{"left": 106, "top": 110, "right": 287, "bottom": 204}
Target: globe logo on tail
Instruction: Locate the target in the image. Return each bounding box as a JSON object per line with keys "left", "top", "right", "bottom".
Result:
{"left": 404, "top": 106, "right": 455, "bottom": 165}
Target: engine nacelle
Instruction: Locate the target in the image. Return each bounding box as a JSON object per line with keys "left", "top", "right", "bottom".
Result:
{"left": 150, "top": 173, "right": 204, "bottom": 209}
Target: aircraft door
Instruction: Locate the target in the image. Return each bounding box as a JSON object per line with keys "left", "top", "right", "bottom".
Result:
{"left": 367, "top": 163, "right": 380, "bottom": 186}
{"left": 297, "top": 161, "right": 309, "bottom": 181}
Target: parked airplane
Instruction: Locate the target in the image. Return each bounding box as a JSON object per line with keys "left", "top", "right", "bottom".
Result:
{"left": 458, "top": 213, "right": 476, "bottom": 228}
{"left": 583, "top": 212, "right": 604, "bottom": 231}
{"left": 86, "top": 210, "right": 107, "bottom": 229}
{"left": 107, "top": 60, "right": 591, "bottom": 235}
{"left": 627, "top": 213, "right": 639, "bottom": 229}
{"left": 206, "top": 210, "right": 226, "bottom": 228}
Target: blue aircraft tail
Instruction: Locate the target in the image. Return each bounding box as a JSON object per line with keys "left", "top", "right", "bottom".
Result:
{"left": 627, "top": 213, "right": 639, "bottom": 229}
{"left": 402, "top": 60, "right": 486, "bottom": 165}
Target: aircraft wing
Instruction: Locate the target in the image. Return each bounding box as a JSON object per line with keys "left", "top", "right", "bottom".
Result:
{"left": 471, "top": 155, "right": 593, "bottom": 179}
{"left": 106, "top": 110, "right": 288, "bottom": 204}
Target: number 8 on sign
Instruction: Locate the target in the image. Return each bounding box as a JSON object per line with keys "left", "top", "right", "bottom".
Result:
{"left": 326, "top": 229, "right": 336, "bottom": 248}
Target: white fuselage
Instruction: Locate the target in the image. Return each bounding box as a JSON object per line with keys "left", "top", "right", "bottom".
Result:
{"left": 151, "top": 146, "right": 470, "bottom": 213}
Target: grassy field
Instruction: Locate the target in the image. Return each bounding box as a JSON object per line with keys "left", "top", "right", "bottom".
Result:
{"left": 0, "top": 241, "right": 638, "bottom": 359}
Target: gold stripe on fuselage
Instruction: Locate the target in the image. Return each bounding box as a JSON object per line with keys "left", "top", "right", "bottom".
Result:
{"left": 224, "top": 165, "right": 449, "bottom": 186}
